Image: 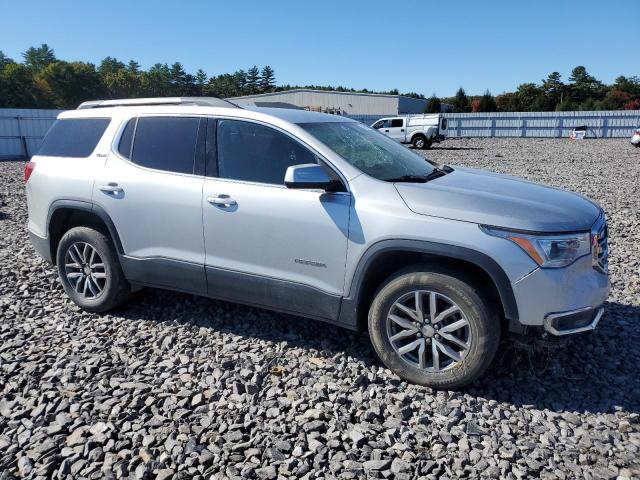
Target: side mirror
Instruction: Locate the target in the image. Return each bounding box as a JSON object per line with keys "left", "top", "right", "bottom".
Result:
{"left": 284, "top": 164, "right": 342, "bottom": 192}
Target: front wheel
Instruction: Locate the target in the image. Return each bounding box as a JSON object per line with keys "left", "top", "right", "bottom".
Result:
{"left": 56, "top": 226, "right": 130, "bottom": 312}
{"left": 368, "top": 269, "right": 500, "bottom": 389}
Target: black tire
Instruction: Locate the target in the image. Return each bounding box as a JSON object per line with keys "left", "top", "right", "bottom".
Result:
{"left": 412, "top": 135, "right": 431, "bottom": 150}
{"left": 368, "top": 267, "right": 500, "bottom": 389}
{"left": 56, "top": 226, "right": 130, "bottom": 312}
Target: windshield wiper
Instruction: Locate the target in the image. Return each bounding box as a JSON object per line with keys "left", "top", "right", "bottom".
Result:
{"left": 385, "top": 169, "right": 447, "bottom": 183}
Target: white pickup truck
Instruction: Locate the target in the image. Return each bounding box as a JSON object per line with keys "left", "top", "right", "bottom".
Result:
{"left": 372, "top": 114, "right": 447, "bottom": 149}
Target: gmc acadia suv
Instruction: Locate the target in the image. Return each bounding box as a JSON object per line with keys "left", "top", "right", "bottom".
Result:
{"left": 26, "top": 97, "right": 610, "bottom": 388}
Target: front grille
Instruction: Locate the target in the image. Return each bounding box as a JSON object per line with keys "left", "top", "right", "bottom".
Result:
{"left": 592, "top": 214, "right": 609, "bottom": 273}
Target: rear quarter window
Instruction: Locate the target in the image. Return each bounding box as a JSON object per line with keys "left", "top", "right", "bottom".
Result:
{"left": 38, "top": 118, "right": 111, "bottom": 158}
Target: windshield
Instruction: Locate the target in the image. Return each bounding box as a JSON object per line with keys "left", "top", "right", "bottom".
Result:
{"left": 299, "top": 122, "right": 435, "bottom": 181}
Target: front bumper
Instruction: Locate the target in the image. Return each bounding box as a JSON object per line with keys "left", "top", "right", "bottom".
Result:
{"left": 511, "top": 254, "right": 609, "bottom": 333}
{"left": 544, "top": 305, "right": 604, "bottom": 336}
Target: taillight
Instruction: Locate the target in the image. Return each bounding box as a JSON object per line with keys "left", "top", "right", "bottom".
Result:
{"left": 24, "top": 161, "right": 36, "bottom": 183}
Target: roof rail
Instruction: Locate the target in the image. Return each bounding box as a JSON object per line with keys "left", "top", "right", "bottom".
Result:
{"left": 77, "top": 97, "right": 241, "bottom": 110}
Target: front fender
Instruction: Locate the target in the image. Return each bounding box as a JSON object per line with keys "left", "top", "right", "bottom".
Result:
{"left": 337, "top": 239, "right": 519, "bottom": 330}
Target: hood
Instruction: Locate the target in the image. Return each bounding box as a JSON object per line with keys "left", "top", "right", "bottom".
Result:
{"left": 395, "top": 167, "right": 601, "bottom": 232}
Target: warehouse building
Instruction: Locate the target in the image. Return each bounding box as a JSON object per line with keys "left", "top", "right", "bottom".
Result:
{"left": 228, "top": 89, "right": 429, "bottom": 116}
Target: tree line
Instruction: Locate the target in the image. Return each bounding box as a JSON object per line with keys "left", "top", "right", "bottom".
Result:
{"left": 0, "top": 44, "right": 424, "bottom": 109}
{"left": 425, "top": 68, "right": 640, "bottom": 113}
{"left": 1, "top": 45, "right": 639, "bottom": 112}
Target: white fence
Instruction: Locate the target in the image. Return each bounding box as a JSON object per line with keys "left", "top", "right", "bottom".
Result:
{"left": 444, "top": 110, "right": 640, "bottom": 138}
{"left": 348, "top": 110, "right": 640, "bottom": 138}
{"left": 0, "top": 109, "right": 62, "bottom": 159}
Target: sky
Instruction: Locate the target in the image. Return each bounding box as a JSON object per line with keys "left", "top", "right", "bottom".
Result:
{"left": 1, "top": 0, "right": 638, "bottom": 98}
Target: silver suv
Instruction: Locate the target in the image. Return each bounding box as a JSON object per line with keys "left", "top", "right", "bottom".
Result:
{"left": 26, "top": 97, "right": 610, "bottom": 388}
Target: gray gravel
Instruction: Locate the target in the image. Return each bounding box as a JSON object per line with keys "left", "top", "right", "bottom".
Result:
{"left": 1, "top": 138, "right": 639, "bottom": 479}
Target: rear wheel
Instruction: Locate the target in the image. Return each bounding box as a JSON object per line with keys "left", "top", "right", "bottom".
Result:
{"left": 368, "top": 268, "right": 500, "bottom": 389}
{"left": 412, "top": 135, "right": 431, "bottom": 149}
{"left": 56, "top": 226, "right": 130, "bottom": 312}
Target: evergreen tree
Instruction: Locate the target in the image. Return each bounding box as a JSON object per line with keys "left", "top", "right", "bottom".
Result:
{"left": 453, "top": 88, "right": 469, "bottom": 112}
{"left": 569, "top": 66, "right": 604, "bottom": 104}
{"left": 425, "top": 94, "right": 441, "bottom": 113}
{"left": 478, "top": 90, "right": 497, "bottom": 112}
{"left": 260, "top": 65, "right": 276, "bottom": 93}
{"left": 233, "top": 69, "right": 247, "bottom": 96}
{"left": 127, "top": 60, "right": 140, "bottom": 74}
{"left": 541, "top": 71, "right": 564, "bottom": 107}
{"left": 98, "top": 57, "right": 125, "bottom": 77}
{"left": 246, "top": 66, "right": 260, "bottom": 94}
{"left": 0, "top": 51, "right": 15, "bottom": 68}
{"left": 195, "top": 69, "right": 208, "bottom": 95}
{"left": 22, "top": 44, "right": 56, "bottom": 72}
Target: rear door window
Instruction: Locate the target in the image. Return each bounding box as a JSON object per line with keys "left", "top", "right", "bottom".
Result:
{"left": 390, "top": 119, "right": 404, "bottom": 128}
{"left": 38, "top": 118, "right": 111, "bottom": 158}
{"left": 131, "top": 117, "right": 201, "bottom": 174}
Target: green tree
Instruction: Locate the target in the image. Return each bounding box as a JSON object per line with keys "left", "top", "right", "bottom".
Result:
{"left": 495, "top": 92, "right": 518, "bottom": 112}
{"left": 260, "top": 65, "right": 276, "bottom": 93}
{"left": 541, "top": 71, "right": 564, "bottom": 109}
{"left": 195, "top": 69, "right": 208, "bottom": 95}
{"left": 169, "top": 62, "right": 196, "bottom": 96}
{"left": 425, "top": 94, "right": 441, "bottom": 113}
{"left": 22, "top": 44, "right": 56, "bottom": 72}
{"left": 39, "top": 61, "right": 103, "bottom": 108}
{"left": 514, "top": 83, "right": 542, "bottom": 111}
{"left": 453, "top": 87, "right": 469, "bottom": 112}
{"left": 205, "top": 73, "right": 240, "bottom": 98}
{"left": 232, "top": 69, "right": 247, "bottom": 96}
{"left": 246, "top": 66, "right": 260, "bottom": 94}
{"left": 127, "top": 60, "right": 140, "bottom": 74}
{"left": 140, "top": 63, "right": 171, "bottom": 97}
{"left": 568, "top": 66, "right": 604, "bottom": 104}
{"left": 102, "top": 68, "right": 141, "bottom": 98}
{"left": 98, "top": 56, "right": 125, "bottom": 77}
{"left": 478, "top": 90, "right": 497, "bottom": 112}
{"left": 0, "top": 51, "right": 15, "bottom": 68}
{"left": 0, "top": 63, "right": 41, "bottom": 107}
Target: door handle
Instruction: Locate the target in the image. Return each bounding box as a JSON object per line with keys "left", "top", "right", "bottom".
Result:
{"left": 207, "top": 195, "right": 237, "bottom": 207}
{"left": 401, "top": 129, "right": 405, "bottom": 132}
{"left": 98, "top": 182, "right": 123, "bottom": 194}
{"left": 384, "top": 129, "right": 389, "bottom": 132}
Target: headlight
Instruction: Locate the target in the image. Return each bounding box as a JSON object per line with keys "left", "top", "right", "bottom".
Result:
{"left": 481, "top": 226, "right": 591, "bottom": 268}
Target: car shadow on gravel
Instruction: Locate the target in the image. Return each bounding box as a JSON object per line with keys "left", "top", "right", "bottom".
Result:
{"left": 467, "top": 301, "right": 640, "bottom": 414}
{"left": 118, "top": 290, "right": 640, "bottom": 414}
{"left": 428, "top": 146, "right": 484, "bottom": 151}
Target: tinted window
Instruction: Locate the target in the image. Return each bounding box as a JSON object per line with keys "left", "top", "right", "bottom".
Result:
{"left": 131, "top": 117, "right": 200, "bottom": 174}
{"left": 390, "top": 119, "right": 403, "bottom": 128}
{"left": 217, "top": 120, "right": 317, "bottom": 184}
{"left": 118, "top": 118, "right": 136, "bottom": 159}
{"left": 38, "top": 118, "right": 110, "bottom": 158}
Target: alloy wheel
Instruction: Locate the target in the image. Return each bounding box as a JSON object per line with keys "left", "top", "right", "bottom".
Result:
{"left": 386, "top": 290, "right": 471, "bottom": 372}
{"left": 64, "top": 242, "right": 107, "bottom": 299}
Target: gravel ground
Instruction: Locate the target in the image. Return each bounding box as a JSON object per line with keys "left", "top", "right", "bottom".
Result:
{"left": 1, "top": 138, "right": 639, "bottom": 480}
